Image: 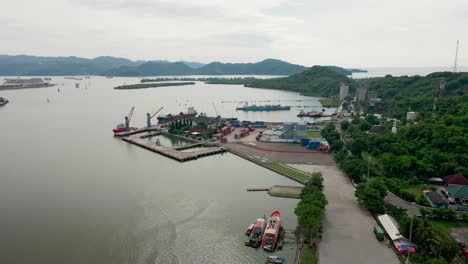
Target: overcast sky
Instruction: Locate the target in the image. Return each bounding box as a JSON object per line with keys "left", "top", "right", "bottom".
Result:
{"left": 1, "top": 0, "right": 467, "bottom": 67}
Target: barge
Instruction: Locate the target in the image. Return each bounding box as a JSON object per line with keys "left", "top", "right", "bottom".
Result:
{"left": 236, "top": 103, "right": 290, "bottom": 111}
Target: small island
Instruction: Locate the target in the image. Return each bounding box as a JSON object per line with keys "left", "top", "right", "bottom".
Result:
{"left": 114, "top": 82, "right": 195, "bottom": 90}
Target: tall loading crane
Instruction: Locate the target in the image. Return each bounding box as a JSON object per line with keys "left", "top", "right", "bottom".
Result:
{"left": 147, "top": 106, "right": 164, "bottom": 128}
{"left": 112, "top": 106, "right": 135, "bottom": 134}
{"left": 125, "top": 106, "right": 135, "bottom": 131}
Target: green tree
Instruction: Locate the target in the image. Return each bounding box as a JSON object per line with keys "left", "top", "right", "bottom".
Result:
{"left": 355, "top": 178, "right": 387, "bottom": 214}
{"left": 340, "top": 120, "right": 350, "bottom": 131}
{"left": 414, "top": 219, "right": 437, "bottom": 254}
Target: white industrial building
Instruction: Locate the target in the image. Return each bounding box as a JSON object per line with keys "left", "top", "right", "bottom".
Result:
{"left": 339, "top": 82, "right": 349, "bottom": 101}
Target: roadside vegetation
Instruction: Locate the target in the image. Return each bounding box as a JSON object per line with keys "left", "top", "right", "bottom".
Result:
{"left": 114, "top": 82, "right": 195, "bottom": 89}
{"left": 355, "top": 180, "right": 459, "bottom": 263}
{"left": 264, "top": 163, "right": 312, "bottom": 183}
{"left": 295, "top": 173, "right": 326, "bottom": 264}
{"left": 301, "top": 247, "right": 318, "bottom": 264}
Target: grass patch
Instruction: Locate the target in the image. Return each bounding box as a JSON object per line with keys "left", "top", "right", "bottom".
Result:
{"left": 264, "top": 163, "right": 311, "bottom": 183}
{"left": 114, "top": 82, "right": 195, "bottom": 89}
{"left": 301, "top": 245, "right": 318, "bottom": 264}
{"left": 319, "top": 98, "right": 340, "bottom": 107}
{"left": 307, "top": 131, "right": 322, "bottom": 138}
{"left": 403, "top": 187, "right": 424, "bottom": 197}
{"left": 431, "top": 220, "right": 468, "bottom": 235}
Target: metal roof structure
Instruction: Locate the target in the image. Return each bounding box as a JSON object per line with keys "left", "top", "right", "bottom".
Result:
{"left": 378, "top": 214, "right": 403, "bottom": 241}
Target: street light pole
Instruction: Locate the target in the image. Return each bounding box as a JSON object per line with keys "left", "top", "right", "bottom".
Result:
{"left": 406, "top": 216, "right": 414, "bottom": 264}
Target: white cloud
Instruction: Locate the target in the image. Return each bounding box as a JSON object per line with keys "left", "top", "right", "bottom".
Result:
{"left": 0, "top": 0, "right": 466, "bottom": 67}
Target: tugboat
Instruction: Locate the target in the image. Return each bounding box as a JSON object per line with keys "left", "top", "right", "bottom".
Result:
{"left": 297, "top": 109, "right": 322, "bottom": 118}
{"left": 157, "top": 107, "right": 197, "bottom": 124}
{"left": 245, "top": 217, "right": 266, "bottom": 248}
{"left": 262, "top": 211, "right": 282, "bottom": 252}
{"left": 0, "top": 97, "right": 8, "bottom": 106}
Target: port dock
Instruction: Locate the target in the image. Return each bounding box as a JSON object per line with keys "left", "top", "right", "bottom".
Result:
{"left": 122, "top": 134, "right": 225, "bottom": 162}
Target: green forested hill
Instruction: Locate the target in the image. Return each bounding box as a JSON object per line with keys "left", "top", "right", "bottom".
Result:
{"left": 360, "top": 72, "right": 468, "bottom": 119}
{"left": 322, "top": 72, "right": 468, "bottom": 181}
{"left": 245, "top": 66, "right": 353, "bottom": 96}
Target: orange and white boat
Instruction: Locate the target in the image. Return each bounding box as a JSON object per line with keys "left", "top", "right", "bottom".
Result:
{"left": 261, "top": 211, "right": 281, "bottom": 251}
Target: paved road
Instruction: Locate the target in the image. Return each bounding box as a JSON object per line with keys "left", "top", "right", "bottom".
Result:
{"left": 289, "top": 164, "right": 399, "bottom": 264}
{"left": 222, "top": 142, "right": 336, "bottom": 165}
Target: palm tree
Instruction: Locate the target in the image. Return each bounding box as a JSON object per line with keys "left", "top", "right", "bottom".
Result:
{"left": 414, "top": 219, "right": 437, "bottom": 254}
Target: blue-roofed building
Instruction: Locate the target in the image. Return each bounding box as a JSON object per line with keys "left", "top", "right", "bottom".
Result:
{"left": 447, "top": 185, "right": 468, "bottom": 205}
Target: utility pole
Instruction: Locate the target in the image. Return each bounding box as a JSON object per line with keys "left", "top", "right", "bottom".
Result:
{"left": 367, "top": 156, "right": 371, "bottom": 180}
{"left": 407, "top": 216, "right": 414, "bottom": 263}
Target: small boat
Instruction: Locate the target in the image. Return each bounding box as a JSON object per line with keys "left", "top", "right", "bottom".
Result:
{"left": 112, "top": 124, "right": 136, "bottom": 134}
{"left": 262, "top": 211, "right": 282, "bottom": 251}
{"left": 265, "top": 256, "right": 286, "bottom": 264}
{"left": 0, "top": 97, "right": 9, "bottom": 106}
{"left": 245, "top": 217, "right": 266, "bottom": 248}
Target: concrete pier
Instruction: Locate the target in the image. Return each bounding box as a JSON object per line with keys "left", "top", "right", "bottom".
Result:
{"left": 122, "top": 135, "right": 225, "bottom": 162}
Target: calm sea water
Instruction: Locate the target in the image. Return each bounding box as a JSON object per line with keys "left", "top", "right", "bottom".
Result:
{"left": 0, "top": 77, "right": 311, "bottom": 264}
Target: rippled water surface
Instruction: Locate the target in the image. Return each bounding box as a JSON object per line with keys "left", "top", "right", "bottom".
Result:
{"left": 0, "top": 77, "right": 314, "bottom": 264}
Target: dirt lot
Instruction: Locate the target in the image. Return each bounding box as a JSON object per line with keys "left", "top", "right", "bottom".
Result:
{"left": 222, "top": 142, "right": 335, "bottom": 165}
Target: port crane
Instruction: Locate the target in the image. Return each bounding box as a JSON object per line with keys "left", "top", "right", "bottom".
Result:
{"left": 146, "top": 106, "right": 164, "bottom": 128}
{"left": 125, "top": 106, "right": 135, "bottom": 131}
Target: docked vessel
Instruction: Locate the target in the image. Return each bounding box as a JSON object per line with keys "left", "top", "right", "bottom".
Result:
{"left": 265, "top": 256, "right": 286, "bottom": 264}
{"left": 157, "top": 107, "right": 197, "bottom": 124}
{"left": 236, "top": 103, "right": 290, "bottom": 111}
{"left": 297, "top": 109, "right": 322, "bottom": 118}
{"left": 245, "top": 217, "right": 266, "bottom": 248}
{"left": 262, "top": 211, "right": 282, "bottom": 251}
{"left": 0, "top": 97, "right": 9, "bottom": 106}
{"left": 0, "top": 78, "right": 54, "bottom": 90}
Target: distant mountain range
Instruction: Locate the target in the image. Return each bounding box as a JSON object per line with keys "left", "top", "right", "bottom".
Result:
{"left": 0, "top": 55, "right": 366, "bottom": 76}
